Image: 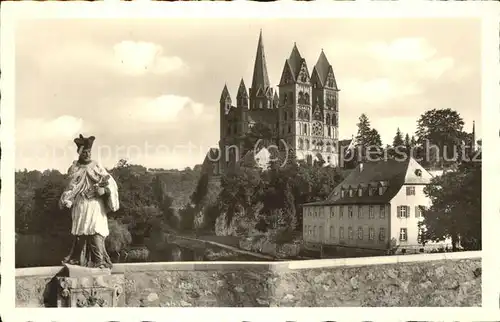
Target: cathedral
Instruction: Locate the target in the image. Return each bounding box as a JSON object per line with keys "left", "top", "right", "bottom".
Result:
{"left": 206, "top": 31, "right": 341, "bottom": 176}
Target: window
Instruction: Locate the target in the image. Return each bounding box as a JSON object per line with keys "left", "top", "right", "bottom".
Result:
{"left": 309, "top": 226, "right": 313, "bottom": 236}
{"left": 397, "top": 206, "right": 410, "bottom": 218}
{"left": 358, "top": 188, "right": 362, "bottom": 197}
{"left": 349, "top": 189, "right": 354, "bottom": 197}
{"left": 348, "top": 227, "right": 353, "bottom": 239}
{"left": 357, "top": 206, "right": 363, "bottom": 219}
{"left": 259, "top": 102, "right": 263, "bottom": 109}
{"left": 288, "top": 125, "right": 292, "bottom": 133}
{"left": 368, "top": 186, "right": 373, "bottom": 196}
{"left": 341, "top": 190, "right": 345, "bottom": 198}
{"left": 339, "top": 206, "right": 344, "bottom": 218}
{"left": 378, "top": 186, "right": 384, "bottom": 195}
{"left": 328, "top": 127, "right": 331, "bottom": 137}
{"left": 380, "top": 206, "right": 385, "bottom": 218}
{"left": 284, "top": 111, "right": 287, "bottom": 121}
{"left": 415, "top": 205, "right": 423, "bottom": 218}
{"left": 330, "top": 226, "right": 335, "bottom": 239}
{"left": 369, "top": 227, "right": 375, "bottom": 240}
{"left": 330, "top": 207, "right": 334, "bottom": 218}
{"left": 400, "top": 228, "right": 408, "bottom": 241}
{"left": 406, "top": 186, "right": 416, "bottom": 196}
{"left": 369, "top": 206, "right": 374, "bottom": 219}
{"left": 379, "top": 228, "right": 386, "bottom": 241}
{"left": 357, "top": 227, "right": 363, "bottom": 240}
{"left": 348, "top": 206, "right": 353, "bottom": 218}
{"left": 303, "top": 124, "right": 307, "bottom": 135}
{"left": 339, "top": 227, "right": 344, "bottom": 239}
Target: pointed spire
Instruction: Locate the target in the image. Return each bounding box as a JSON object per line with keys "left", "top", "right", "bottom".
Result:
{"left": 237, "top": 78, "right": 248, "bottom": 98}
{"left": 315, "top": 50, "right": 331, "bottom": 85}
{"left": 220, "top": 84, "right": 231, "bottom": 103}
{"left": 251, "top": 30, "right": 271, "bottom": 92}
{"left": 288, "top": 43, "right": 303, "bottom": 75}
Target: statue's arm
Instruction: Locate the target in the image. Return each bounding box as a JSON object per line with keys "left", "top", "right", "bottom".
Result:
{"left": 95, "top": 163, "right": 120, "bottom": 212}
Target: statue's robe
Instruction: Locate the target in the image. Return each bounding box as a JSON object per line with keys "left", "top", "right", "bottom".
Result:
{"left": 60, "top": 160, "right": 119, "bottom": 268}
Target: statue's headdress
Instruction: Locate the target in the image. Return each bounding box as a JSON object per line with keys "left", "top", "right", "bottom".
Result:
{"left": 74, "top": 134, "right": 95, "bottom": 154}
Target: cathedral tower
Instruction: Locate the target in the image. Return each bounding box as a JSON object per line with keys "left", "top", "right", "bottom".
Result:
{"left": 310, "top": 50, "right": 340, "bottom": 165}
{"left": 278, "top": 43, "right": 312, "bottom": 160}
{"left": 249, "top": 30, "right": 274, "bottom": 110}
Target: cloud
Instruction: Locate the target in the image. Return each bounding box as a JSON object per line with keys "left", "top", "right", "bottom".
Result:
{"left": 113, "top": 41, "right": 187, "bottom": 76}
{"left": 17, "top": 115, "right": 86, "bottom": 143}
{"left": 123, "top": 95, "right": 206, "bottom": 123}
{"left": 367, "top": 38, "right": 437, "bottom": 62}
{"left": 342, "top": 77, "right": 422, "bottom": 105}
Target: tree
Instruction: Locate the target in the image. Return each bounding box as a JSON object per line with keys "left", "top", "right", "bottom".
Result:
{"left": 416, "top": 109, "right": 465, "bottom": 168}
{"left": 392, "top": 128, "right": 404, "bottom": 148}
{"left": 354, "top": 114, "right": 383, "bottom": 163}
{"left": 419, "top": 152, "right": 481, "bottom": 251}
{"left": 106, "top": 219, "right": 132, "bottom": 262}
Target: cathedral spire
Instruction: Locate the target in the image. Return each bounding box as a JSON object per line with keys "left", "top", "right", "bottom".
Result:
{"left": 220, "top": 84, "right": 231, "bottom": 103}
{"left": 237, "top": 78, "right": 248, "bottom": 98}
{"left": 251, "top": 30, "right": 271, "bottom": 92}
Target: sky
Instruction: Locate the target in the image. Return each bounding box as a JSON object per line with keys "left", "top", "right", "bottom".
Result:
{"left": 15, "top": 18, "right": 481, "bottom": 172}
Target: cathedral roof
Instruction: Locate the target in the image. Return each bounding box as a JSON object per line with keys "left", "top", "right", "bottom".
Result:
{"left": 220, "top": 84, "right": 231, "bottom": 102}
{"left": 237, "top": 78, "right": 248, "bottom": 98}
{"left": 314, "top": 50, "right": 338, "bottom": 90}
{"left": 315, "top": 50, "right": 331, "bottom": 85}
{"left": 287, "top": 43, "right": 304, "bottom": 80}
{"left": 251, "top": 30, "right": 271, "bottom": 92}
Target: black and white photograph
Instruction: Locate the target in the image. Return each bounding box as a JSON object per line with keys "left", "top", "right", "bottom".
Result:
{"left": 3, "top": 0, "right": 495, "bottom": 314}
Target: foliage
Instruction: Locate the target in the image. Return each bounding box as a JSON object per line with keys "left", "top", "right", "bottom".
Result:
{"left": 419, "top": 152, "right": 481, "bottom": 250}
{"left": 415, "top": 108, "right": 466, "bottom": 168}
{"left": 15, "top": 161, "right": 201, "bottom": 267}
{"left": 106, "top": 218, "right": 132, "bottom": 262}
{"left": 392, "top": 128, "right": 404, "bottom": 148}
{"left": 348, "top": 114, "right": 383, "bottom": 167}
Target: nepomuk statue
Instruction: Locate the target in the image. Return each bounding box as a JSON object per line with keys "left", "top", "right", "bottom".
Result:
{"left": 59, "top": 134, "right": 120, "bottom": 269}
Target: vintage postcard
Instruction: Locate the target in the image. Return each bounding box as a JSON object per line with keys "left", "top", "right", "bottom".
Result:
{"left": 1, "top": 0, "right": 499, "bottom": 321}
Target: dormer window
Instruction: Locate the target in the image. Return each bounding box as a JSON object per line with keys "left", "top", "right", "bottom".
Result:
{"left": 358, "top": 188, "right": 362, "bottom": 197}
{"left": 368, "top": 185, "right": 373, "bottom": 196}
{"left": 378, "top": 186, "right": 384, "bottom": 195}
{"left": 349, "top": 189, "right": 354, "bottom": 197}
{"left": 341, "top": 189, "right": 345, "bottom": 198}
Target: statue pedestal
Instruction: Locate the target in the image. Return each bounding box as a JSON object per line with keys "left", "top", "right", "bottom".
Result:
{"left": 56, "top": 264, "right": 124, "bottom": 307}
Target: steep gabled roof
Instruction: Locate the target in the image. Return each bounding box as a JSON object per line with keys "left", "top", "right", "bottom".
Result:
{"left": 314, "top": 50, "right": 338, "bottom": 90}
{"left": 315, "top": 50, "right": 331, "bottom": 86}
{"left": 288, "top": 43, "right": 303, "bottom": 79}
{"left": 304, "top": 158, "right": 414, "bottom": 206}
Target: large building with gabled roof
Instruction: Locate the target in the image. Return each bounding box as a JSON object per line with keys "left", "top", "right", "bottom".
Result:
{"left": 302, "top": 157, "right": 452, "bottom": 254}
{"left": 212, "top": 30, "right": 341, "bottom": 176}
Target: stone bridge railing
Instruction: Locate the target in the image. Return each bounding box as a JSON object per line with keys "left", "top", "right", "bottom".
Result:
{"left": 15, "top": 251, "right": 481, "bottom": 307}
